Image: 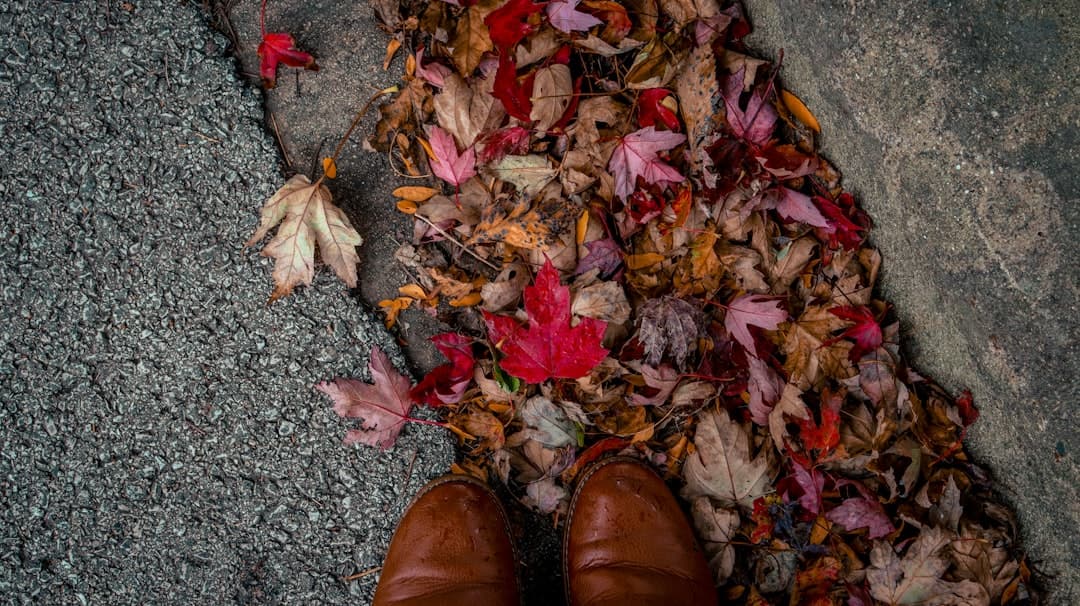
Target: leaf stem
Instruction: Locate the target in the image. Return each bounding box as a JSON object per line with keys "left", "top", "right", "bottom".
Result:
{"left": 259, "top": 0, "right": 268, "bottom": 38}
{"left": 326, "top": 86, "right": 399, "bottom": 172}
{"left": 413, "top": 214, "right": 501, "bottom": 271}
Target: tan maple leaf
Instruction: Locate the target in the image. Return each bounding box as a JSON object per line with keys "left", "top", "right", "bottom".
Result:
{"left": 247, "top": 174, "right": 362, "bottom": 302}
{"left": 868, "top": 526, "right": 990, "bottom": 606}
{"left": 681, "top": 409, "right": 773, "bottom": 510}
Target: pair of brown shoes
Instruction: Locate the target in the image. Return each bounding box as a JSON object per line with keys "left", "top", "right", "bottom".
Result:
{"left": 372, "top": 457, "right": 718, "bottom": 606}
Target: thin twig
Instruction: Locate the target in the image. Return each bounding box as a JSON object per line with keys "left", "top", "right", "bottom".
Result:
{"left": 342, "top": 567, "right": 381, "bottom": 583}
{"left": 413, "top": 214, "right": 500, "bottom": 271}
{"left": 269, "top": 111, "right": 292, "bottom": 170}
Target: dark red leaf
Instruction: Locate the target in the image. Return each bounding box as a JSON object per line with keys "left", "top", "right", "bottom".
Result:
{"left": 257, "top": 32, "right": 319, "bottom": 89}
{"left": 575, "top": 239, "right": 624, "bottom": 278}
{"left": 493, "top": 55, "right": 534, "bottom": 122}
{"left": 479, "top": 126, "right": 532, "bottom": 164}
{"left": 410, "top": 333, "right": 476, "bottom": 406}
{"left": 813, "top": 192, "right": 871, "bottom": 251}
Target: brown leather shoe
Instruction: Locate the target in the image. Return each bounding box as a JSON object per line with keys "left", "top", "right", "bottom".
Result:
{"left": 373, "top": 475, "right": 520, "bottom": 606}
{"left": 563, "top": 457, "right": 718, "bottom": 606}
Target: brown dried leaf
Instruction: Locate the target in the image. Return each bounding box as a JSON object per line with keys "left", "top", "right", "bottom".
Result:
{"left": 450, "top": 5, "right": 494, "bottom": 74}
{"left": 682, "top": 409, "right": 772, "bottom": 510}
{"left": 434, "top": 73, "right": 505, "bottom": 147}
{"left": 530, "top": 64, "right": 573, "bottom": 132}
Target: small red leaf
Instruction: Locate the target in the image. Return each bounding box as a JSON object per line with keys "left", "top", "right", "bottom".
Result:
{"left": 637, "top": 88, "right": 681, "bottom": 131}
{"left": 823, "top": 305, "right": 883, "bottom": 362}
{"left": 258, "top": 32, "right": 319, "bottom": 89}
{"left": 493, "top": 55, "right": 534, "bottom": 122}
{"left": 410, "top": 333, "right": 476, "bottom": 406}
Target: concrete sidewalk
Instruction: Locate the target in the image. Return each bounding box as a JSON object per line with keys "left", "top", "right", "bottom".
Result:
{"left": 0, "top": 1, "right": 451, "bottom": 603}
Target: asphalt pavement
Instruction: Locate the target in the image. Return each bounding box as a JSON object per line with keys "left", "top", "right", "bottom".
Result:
{"left": 0, "top": 1, "right": 452, "bottom": 604}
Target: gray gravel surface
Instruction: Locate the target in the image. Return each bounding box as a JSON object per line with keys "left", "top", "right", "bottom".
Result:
{"left": 0, "top": 1, "right": 452, "bottom": 604}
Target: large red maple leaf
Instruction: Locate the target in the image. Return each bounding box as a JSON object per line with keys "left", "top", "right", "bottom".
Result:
{"left": 483, "top": 261, "right": 608, "bottom": 383}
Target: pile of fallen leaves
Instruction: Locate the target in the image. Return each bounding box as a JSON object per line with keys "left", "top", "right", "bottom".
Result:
{"left": 248, "top": 0, "right": 1036, "bottom": 603}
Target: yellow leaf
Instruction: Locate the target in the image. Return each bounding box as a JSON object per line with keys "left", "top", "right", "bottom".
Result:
{"left": 392, "top": 186, "right": 439, "bottom": 201}
{"left": 446, "top": 423, "right": 477, "bottom": 441}
{"left": 321, "top": 157, "right": 337, "bottom": 179}
{"left": 417, "top": 137, "right": 434, "bottom": 161}
{"left": 378, "top": 297, "right": 413, "bottom": 329}
{"left": 781, "top": 89, "right": 821, "bottom": 133}
{"left": 631, "top": 424, "right": 655, "bottom": 443}
{"left": 405, "top": 53, "right": 416, "bottom": 78}
{"left": 396, "top": 200, "right": 419, "bottom": 214}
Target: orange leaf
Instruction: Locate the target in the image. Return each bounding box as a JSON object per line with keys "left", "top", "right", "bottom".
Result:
{"left": 392, "top": 185, "right": 440, "bottom": 201}
{"left": 396, "top": 200, "right": 419, "bottom": 214}
{"left": 383, "top": 38, "right": 402, "bottom": 71}
{"left": 321, "top": 157, "right": 337, "bottom": 179}
{"left": 781, "top": 89, "right": 821, "bottom": 133}
{"left": 626, "top": 252, "right": 665, "bottom": 270}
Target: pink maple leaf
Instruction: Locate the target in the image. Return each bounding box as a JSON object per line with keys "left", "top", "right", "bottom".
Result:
{"left": 772, "top": 187, "right": 829, "bottom": 228}
{"left": 747, "top": 355, "right": 783, "bottom": 425}
{"left": 316, "top": 347, "right": 439, "bottom": 450}
{"left": 722, "top": 67, "right": 777, "bottom": 146}
{"left": 724, "top": 294, "right": 787, "bottom": 358}
{"left": 608, "top": 126, "right": 687, "bottom": 201}
{"left": 826, "top": 496, "right": 894, "bottom": 539}
{"left": 789, "top": 460, "right": 825, "bottom": 515}
{"left": 427, "top": 125, "right": 476, "bottom": 187}
{"left": 483, "top": 260, "right": 608, "bottom": 383}
{"left": 546, "top": 0, "right": 603, "bottom": 33}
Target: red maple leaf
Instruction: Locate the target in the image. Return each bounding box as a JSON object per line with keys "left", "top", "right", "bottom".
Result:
{"left": 485, "top": 0, "right": 547, "bottom": 52}
{"left": 823, "top": 305, "right": 882, "bottom": 362}
{"left": 258, "top": 33, "right": 319, "bottom": 89}
{"left": 793, "top": 387, "right": 842, "bottom": 464}
{"left": 493, "top": 55, "right": 535, "bottom": 122}
{"left": 257, "top": 2, "right": 318, "bottom": 89}
{"left": 483, "top": 260, "right": 608, "bottom": 383}
{"left": 410, "top": 333, "right": 476, "bottom": 406}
